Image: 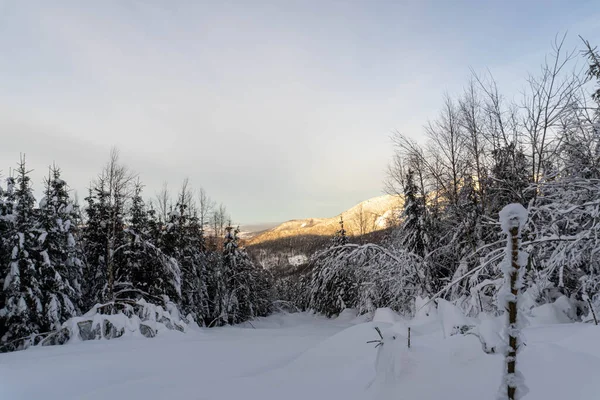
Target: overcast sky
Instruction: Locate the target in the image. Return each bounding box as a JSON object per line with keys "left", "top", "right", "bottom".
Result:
{"left": 1, "top": 1, "right": 599, "bottom": 224}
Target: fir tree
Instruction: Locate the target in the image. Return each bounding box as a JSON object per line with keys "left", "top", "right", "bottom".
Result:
{"left": 81, "top": 184, "right": 110, "bottom": 307}
{"left": 81, "top": 149, "right": 134, "bottom": 310}
{"left": 37, "top": 166, "right": 83, "bottom": 332}
{"left": 0, "top": 157, "right": 43, "bottom": 349}
{"left": 332, "top": 216, "right": 348, "bottom": 246}
{"left": 218, "top": 226, "right": 271, "bottom": 325}
{"left": 160, "top": 185, "right": 208, "bottom": 324}
{"left": 123, "top": 181, "right": 181, "bottom": 306}
{"left": 0, "top": 176, "right": 16, "bottom": 339}
{"left": 488, "top": 143, "right": 531, "bottom": 213}
{"left": 399, "top": 169, "right": 426, "bottom": 258}
{"left": 582, "top": 37, "right": 600, "bottom": 105}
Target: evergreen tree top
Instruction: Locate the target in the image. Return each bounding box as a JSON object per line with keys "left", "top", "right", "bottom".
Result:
{"left": 332, "top": 216, "right": 348, "bottom": 246}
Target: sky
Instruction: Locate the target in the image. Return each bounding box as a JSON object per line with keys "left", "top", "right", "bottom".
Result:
{"left": 1, "top": 0, "right": 599, "bottom": 224}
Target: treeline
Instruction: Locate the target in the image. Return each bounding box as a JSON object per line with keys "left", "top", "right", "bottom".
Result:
{"left": 278, "top": 36, "right": 600, "bottom": 319}
{"left": 0, "top": 150, "right": 272, "bottom": 351}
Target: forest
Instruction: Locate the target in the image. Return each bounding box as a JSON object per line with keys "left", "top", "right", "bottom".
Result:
{"left": 276, "top": 36, "right": 600, "bottom": 324}
{"left": 1, "top": 35, "right": 600, "bottom": 364}
{"left": 0, "top": 150, "right": 272, "bottom": 351}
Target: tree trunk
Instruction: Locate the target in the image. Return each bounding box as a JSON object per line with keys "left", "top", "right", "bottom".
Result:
{"left": 507, "top": 225, "right": 519, "bottom": 400}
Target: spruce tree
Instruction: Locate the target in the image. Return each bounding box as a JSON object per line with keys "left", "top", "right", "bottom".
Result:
{"left": 582, "top": 37, "right": 600, "bottom": 105}
{"left": 160, "top": 185, "right": 208, "bottom": 324}
{"left": 219, "top": 226, "right": 270, "bottom": 324}
{"left": 82, "top": 184, "right": 110, "bottom": 308}
{"left": 37, "top": 166, "right": 83, "bottom": 332}
{"left": 0, "top": 176, "right": 16, "bottom": 339}
{"left": 488, "top": 143, "right": 530, "bottom": 213}
{"left": 332, "top": 216, "right": 348, "bottom": 246}
{"left": 81, "top": 149, "right": 134, "bottom": 311}
{"left": 399, "top": 169, "right": 426, "bottom": 258}
{"left": 0, "top": 157, "right": 43, "bottom": 349}
{"left": 123, "top": 181, "right": 181, "bottom": 306}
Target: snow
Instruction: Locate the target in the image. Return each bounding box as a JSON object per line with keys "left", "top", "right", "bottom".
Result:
{"left": 414, "top": 295, "right": 437, "bottom": 318}
{"left": 499, "top": 203, "right": 528, "bottom": 234}
{"left": 530, "top": 296, "right": 576, "bottom": 325}
{"left": 1, "top": 307, "right": 598, "bottom": 400}
{"left": 37, "top": 232, "right": 47, "bottom": 245}
{"left": 437, "top": 299, "right": 475, "bottom": 338}
{"left": 497, "top": 202, "right": 529, "bottom": 400}
{"left": 38, "top": 196, "right": 48, "bottom": 209}
{"left": 40, "top": 250, "right": 50, "bottom": 266}
{"left": 372, "top": 307, "right": 401, "bottom": 324}
{"left": 288, "top": 254, "right": 308, "bottom": 266}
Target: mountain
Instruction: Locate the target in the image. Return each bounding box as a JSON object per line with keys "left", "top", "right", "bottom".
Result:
{"left": 247, "top": 194, "right": 403, "bottom": 246}
{"left": 237, "top": 222, "right": 281, "bottom": 240}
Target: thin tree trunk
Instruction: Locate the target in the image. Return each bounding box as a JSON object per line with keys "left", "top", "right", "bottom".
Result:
{"left": 507, "top": 225, "right": 520, "bottom": 400}
{"left": 587, "top": 297, "right": 598, "bottom": 326}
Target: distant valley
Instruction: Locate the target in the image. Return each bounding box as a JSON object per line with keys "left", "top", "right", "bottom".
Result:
{"left": 246, "top": 194, "right": 402, "bottom": 245}
{"left": 244, "top": 194, "right": 403, "bottom": 272}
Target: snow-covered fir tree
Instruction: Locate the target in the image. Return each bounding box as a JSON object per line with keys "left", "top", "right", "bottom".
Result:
{"left": 81, "top": 149, "right": 134, "bottom": 310}
{"left": 81, "top": 183, "right": 111, "bottom": 307}
{"left": 488, "top": 143, "right": 531, "bottom": 213}
{"left": 214, "top": 226, "right": 271, "bottom": 325}
{"left": 332, "top": 215, "right": 348, "bottom": 246}
{"left": 0, "top": 157, "right": 43, "bottom": 349}
{"left": 36, "top": 166, "right": 83, "bottom": 332}
{"left": 309, "top": 245, "right": 357, "bottom": 317}
{"left": 398, "top": 169, "right": 426, "bottom": 258}
{"left": 0, "top": 176, "right": 16, "bottom": 340}
{"left": 160, "top": 185, "right": 209, "bottom": 324}
{"left": 123, "top": 181, "right": 181, "bottom": 307}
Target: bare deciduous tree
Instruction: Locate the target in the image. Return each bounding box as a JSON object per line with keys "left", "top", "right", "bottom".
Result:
{"left": 98, "top": 147, "right": 137, "bottom": 302}
{"left": 521, "top": 34, "right": 583, "bottom": 187}
{"left": 155, "top": 182, "right": 171, "bottom": 223}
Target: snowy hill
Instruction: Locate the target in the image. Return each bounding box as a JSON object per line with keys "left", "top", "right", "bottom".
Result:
{"left": 248, "top": 194, "right": 402, "bottom": 245}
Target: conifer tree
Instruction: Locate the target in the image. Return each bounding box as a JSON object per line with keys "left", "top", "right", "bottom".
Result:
{"left": 0, "top": 157, "right": 43, "bottom": 348}
{"left": 332, "top": 215, "right": 348, "bottom": 246}
{"left": 0, "top": 176, "right": 16, "bottom": 339}
{"left": 582, "top": 37, "right": 600, "bottom": 105}
{"left": 37, "top": 166, "right": 83, "bottom": 331}
{"left": 160, "top": 183, "right": 208, "bottom": 324}
{"left": 399, "top": 169, "right": 426, "bottom": 258}
{"left": 81, "top": 149, "right": 134, "bottom": 310}
{"left": 488, "top": 143, "right": 531, "bottom": 213}
{"left": 218, "top": 226, "right": 271, "bottom": 325}
{"left": 82, "top": 183, "right": 110, "bottom": 307}
{"left": 123, "top": 181, "right": 181, "bottom": 306}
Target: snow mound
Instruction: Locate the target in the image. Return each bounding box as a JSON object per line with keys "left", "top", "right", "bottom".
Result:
{"left": 370, "top": 326, "right": 414, "bottom": 398}
{"left": 336, "top": 308, "right": 359, "bottom": 322}
{"left": 39, "top": 300, "right": 187, "bottom": 348}
{"left": 530, "top": 296, "right": 577, "bottom": 325}
{"left": 414, "top": 296, "right": 437, "bottom": 318}
{"left": 4, "top": 311, "right": 600, "bottom": 400}
{"left": 373, "top": 308, "right": 401, "bottom": 324}
{"left": 437, "top": 299, "right": 476, "bottom": 338}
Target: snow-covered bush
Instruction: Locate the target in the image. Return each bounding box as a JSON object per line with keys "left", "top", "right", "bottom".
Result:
{"left": 34, "top": 299, "right": 187, "bottom": 349}
{"left": 309, "top": 243, "right": 425, "bottom": 317}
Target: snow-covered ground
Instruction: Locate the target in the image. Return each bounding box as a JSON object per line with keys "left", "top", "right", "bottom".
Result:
{"left": 1, "top": 309, "right": 599, "bottom": 400}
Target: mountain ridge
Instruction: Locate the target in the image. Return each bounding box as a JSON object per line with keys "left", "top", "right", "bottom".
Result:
{"left": 246, "top": 194, "right": 403, "bottom": 245}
